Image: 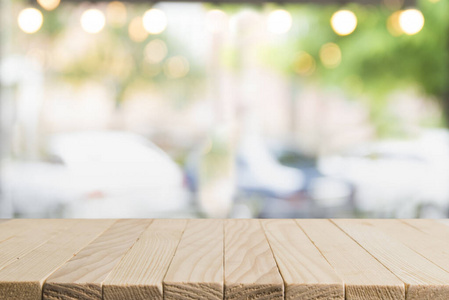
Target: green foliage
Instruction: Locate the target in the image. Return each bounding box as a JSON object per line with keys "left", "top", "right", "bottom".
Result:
{"left": 13, "top": 0, "right": 448, "bottom": 131}
{"left": 260, "top": 0, "right": 448, "bottom": 135}
{"left": 19, "top": 2, "right": 206, "bottom": 107}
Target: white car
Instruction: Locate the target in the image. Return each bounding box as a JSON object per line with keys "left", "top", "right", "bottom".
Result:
{"left": 318, "top": 129, "right": 449, "bottom": 218}
{"left": 1, "top": 131, "right": 192, "bottom": 218}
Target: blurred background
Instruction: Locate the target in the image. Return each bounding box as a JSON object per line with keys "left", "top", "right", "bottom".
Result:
{"left": 0, "top": 0, "right": 448, "bottom": 219}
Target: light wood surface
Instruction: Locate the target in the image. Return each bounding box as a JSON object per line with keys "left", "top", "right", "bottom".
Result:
{"left": 405, "top": 219, "right": 449, "bottom": 240}
{"left": 334, "top": 219, "right": 449, "bottom": 299}
{"left": 164, "top": 219, "right": 223, "bottom": 300}
{"left": 2, "top": 219, "right": 449, "bottom": 299}
{"left": 0, "top": 219, "right": 79, "bottom": 272}
{"left": 0, "top": 219, "right": 53, "bottom": 243}
{"left": 297, "top": 219, "right": 405, "bottom": 300}
{"left": 43, "top": 219, "right": 151, "bottom": 300}
{"left": 224, "top": 219, "right": 284, "bottom": 300}
{"left": 103, "top": 219, "right": 187, "bottom": 300}
{"left": 0, "top": 219, "right": 115, "bottom": 300}
{"left": 262, "top": 219, "right": 344, "bottom": 300}
{"left": 436, "top": 219, "right": 449, "bottom": 227}
{"left": 368, "top": 219, "right": 449, "bottom": 275}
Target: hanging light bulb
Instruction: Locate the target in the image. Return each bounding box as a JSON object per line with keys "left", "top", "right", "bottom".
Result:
{"left": 331, "top": 10, "right": 357, "bottom": 36}
{"left": 142, "top": 9, "right": 167, "bottom": 34}
{"left": 398, "top": 9, "right": 424, "bottom": 35}
{"left": 18, "top": 8, "right": 43, "bottom": 34}
{"left": 80, "top": 9, "right": 106, "bottom": 34}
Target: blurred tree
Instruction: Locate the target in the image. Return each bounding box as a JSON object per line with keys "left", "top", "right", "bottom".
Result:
{"left": 261, "top": 0, "right": 449, "bottom": 135}
{"left": 28, "top": 2, "right": 206, "bottom": 107}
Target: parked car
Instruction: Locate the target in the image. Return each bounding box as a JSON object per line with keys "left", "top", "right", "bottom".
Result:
{"left": 1, "top": 131, "right": 193, "bottom": 218}
{"left": 185, "top": 135, "right": 354, "bottom": 218}
{"left": 264, "top": 141, "right": 355, "bottom": 218}
{"left": 318, "top": 129, "right": 449, "bottom": 217}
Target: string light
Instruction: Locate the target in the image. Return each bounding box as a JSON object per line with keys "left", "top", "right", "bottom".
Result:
{"left": 18, "top": 8, "right": 43, "bottom": 34}
{"left": 293, "top": 51, "right": 315, "bottom": 76}
{"left": 267, "top": 9, "right": 292, "bottom": 34}
{"left": 129, "top": 17, "right": 148, "bottom": 42}
{"left": 80, "top": 9, "right": 105, "bottom": 34}
{"left": 106, "top": 1, "right": 127, "bottom": 27}
{"left": 331, "top": 10, "right": 357, "bottom": 36}
{"left": 142, "top": 9, "right": 167, "bottom": 34}
{"left": 320, "top": 43, "right": 342, "bottom": 69}
{"left": 387, "top": 11, "right": 403, "bottom": 36}
{"left": 37, "top": 0, "right": 60, "bottom": 11}
{"left": 399, "top": 9, "right": 424, "bottom": 35}
{"left": 144, "top": 39, "right": 167, "bottom": 64}
{"left": 164, "top": 56, "right": 189, "bottom": 79}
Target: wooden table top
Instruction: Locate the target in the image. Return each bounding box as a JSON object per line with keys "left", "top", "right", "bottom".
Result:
{"left": 0, "top": 219, "right": 449, "bottom": 300}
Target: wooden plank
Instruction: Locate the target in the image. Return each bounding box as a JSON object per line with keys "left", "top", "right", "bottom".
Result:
{"left": 297, "top": 219, "right": 405, "bottom": 300}
{"left": 43, "top": 219, "right": 151, "bottom": 300}
{"left": 405, "top": 219, "right": 449, "bottom": 240}
{"left": 0, "top": 219, "right": 79, "bottom": 271}
{"left": 334, "top": 219, "right": 449, "bottom": 299}
{"left": 0, "top": 219, "right": 115, "bottom": 300}
{"left": 261, "top": 219, "right": 344, "bottom": 300}
{"left": 436, "top": 219, "right": 449, "bottom": 228}
{"left": 0, "top": 219, "right": 53, "bottom": 243}
{"left": 163, "top": 219, "right": 223, "bottom": 300}
{"left": 261, "top": 219, "right": 342, "bottom": 298}
{"left": 103, "top": 219, "right": 187, "bottom": 300}
{"left": 367, "top": 219, "right": 449, "bottom": 274}
{"left": 224, "top": 219, "right": 283, "bottom": 300}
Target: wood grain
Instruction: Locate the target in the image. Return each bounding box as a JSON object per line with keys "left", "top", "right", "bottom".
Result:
{"left": 2, "top": 218, "right": 449, "bottom": 300}
{"left": 436, "top": 219, "right": 449, "bottom": 228}
{"left": 164, "top": 219, "right": 223, "bottom": 300}
{"left": 224, "top": 219, "right": 284, "bottom": 300}
{"left": 334, "top": 219, "right": 449, "bottom": 300}
{"left": 43, "top": 219, "right": 151, "bottom": 300}
{"left": 367, "top": 219, "right": 449, "bottom": 274}
{"left": 0, "top": 219, "right": 115, "bottom": 300}
{"left": 0, "top": 219, "right": 52, "bottom": 243}
{"left": 261, "top": 219, "right": 344, "bottom": 300}
{"left": 103, "top": 219, "right": 187, "bottom": 300}
{"left": 405, "top": 219, "right": 449, "bottom": 240}
{"left": 0, "top": 219, "right": 79, "bottom": 272}
{"left": 297, "top": 219, "right": 405, "bottom": 300}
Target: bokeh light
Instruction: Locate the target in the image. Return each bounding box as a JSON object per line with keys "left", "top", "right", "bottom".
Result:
{"left": 387, "top": 11, "right": 403, "bottom": 36}
{"left": 106, "top": 1, "right": 127, "bottom": 28}
{"left": 144, "top": 39, "right": 168, "bottom": 64}
{"left": 293, "top": 51, "right": 315, "bottom": 76}
{"left": 267, "top": 9, "right": 292, "bottom": 34}
{"left": 164, "top": 56, "right": 189, "bottom": 79}
{"left": 18, "top": 8, "right": 43, "bottom": 34}
{"left": 205, "top": 9, "right": 229, "bottom": 34}
{"left": 399, "top": 9, "right": 424, "bottom": 35}
{"left": 37, "top": 0, "right": 60, "bottom": 11}
{"left": 331, "top": 10, "right": 357, "bottom": 36}
{"left": 80, "top": 9, "right": 106, "bottom": 34}
{"left": 128, "top": 17, "right": 148, "bottom": 42}
{"left": 320, "top": 43, "right": 342, "bottom": 69}
{"left": 142, "top": 9, "right": 167, "bottom": 35}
